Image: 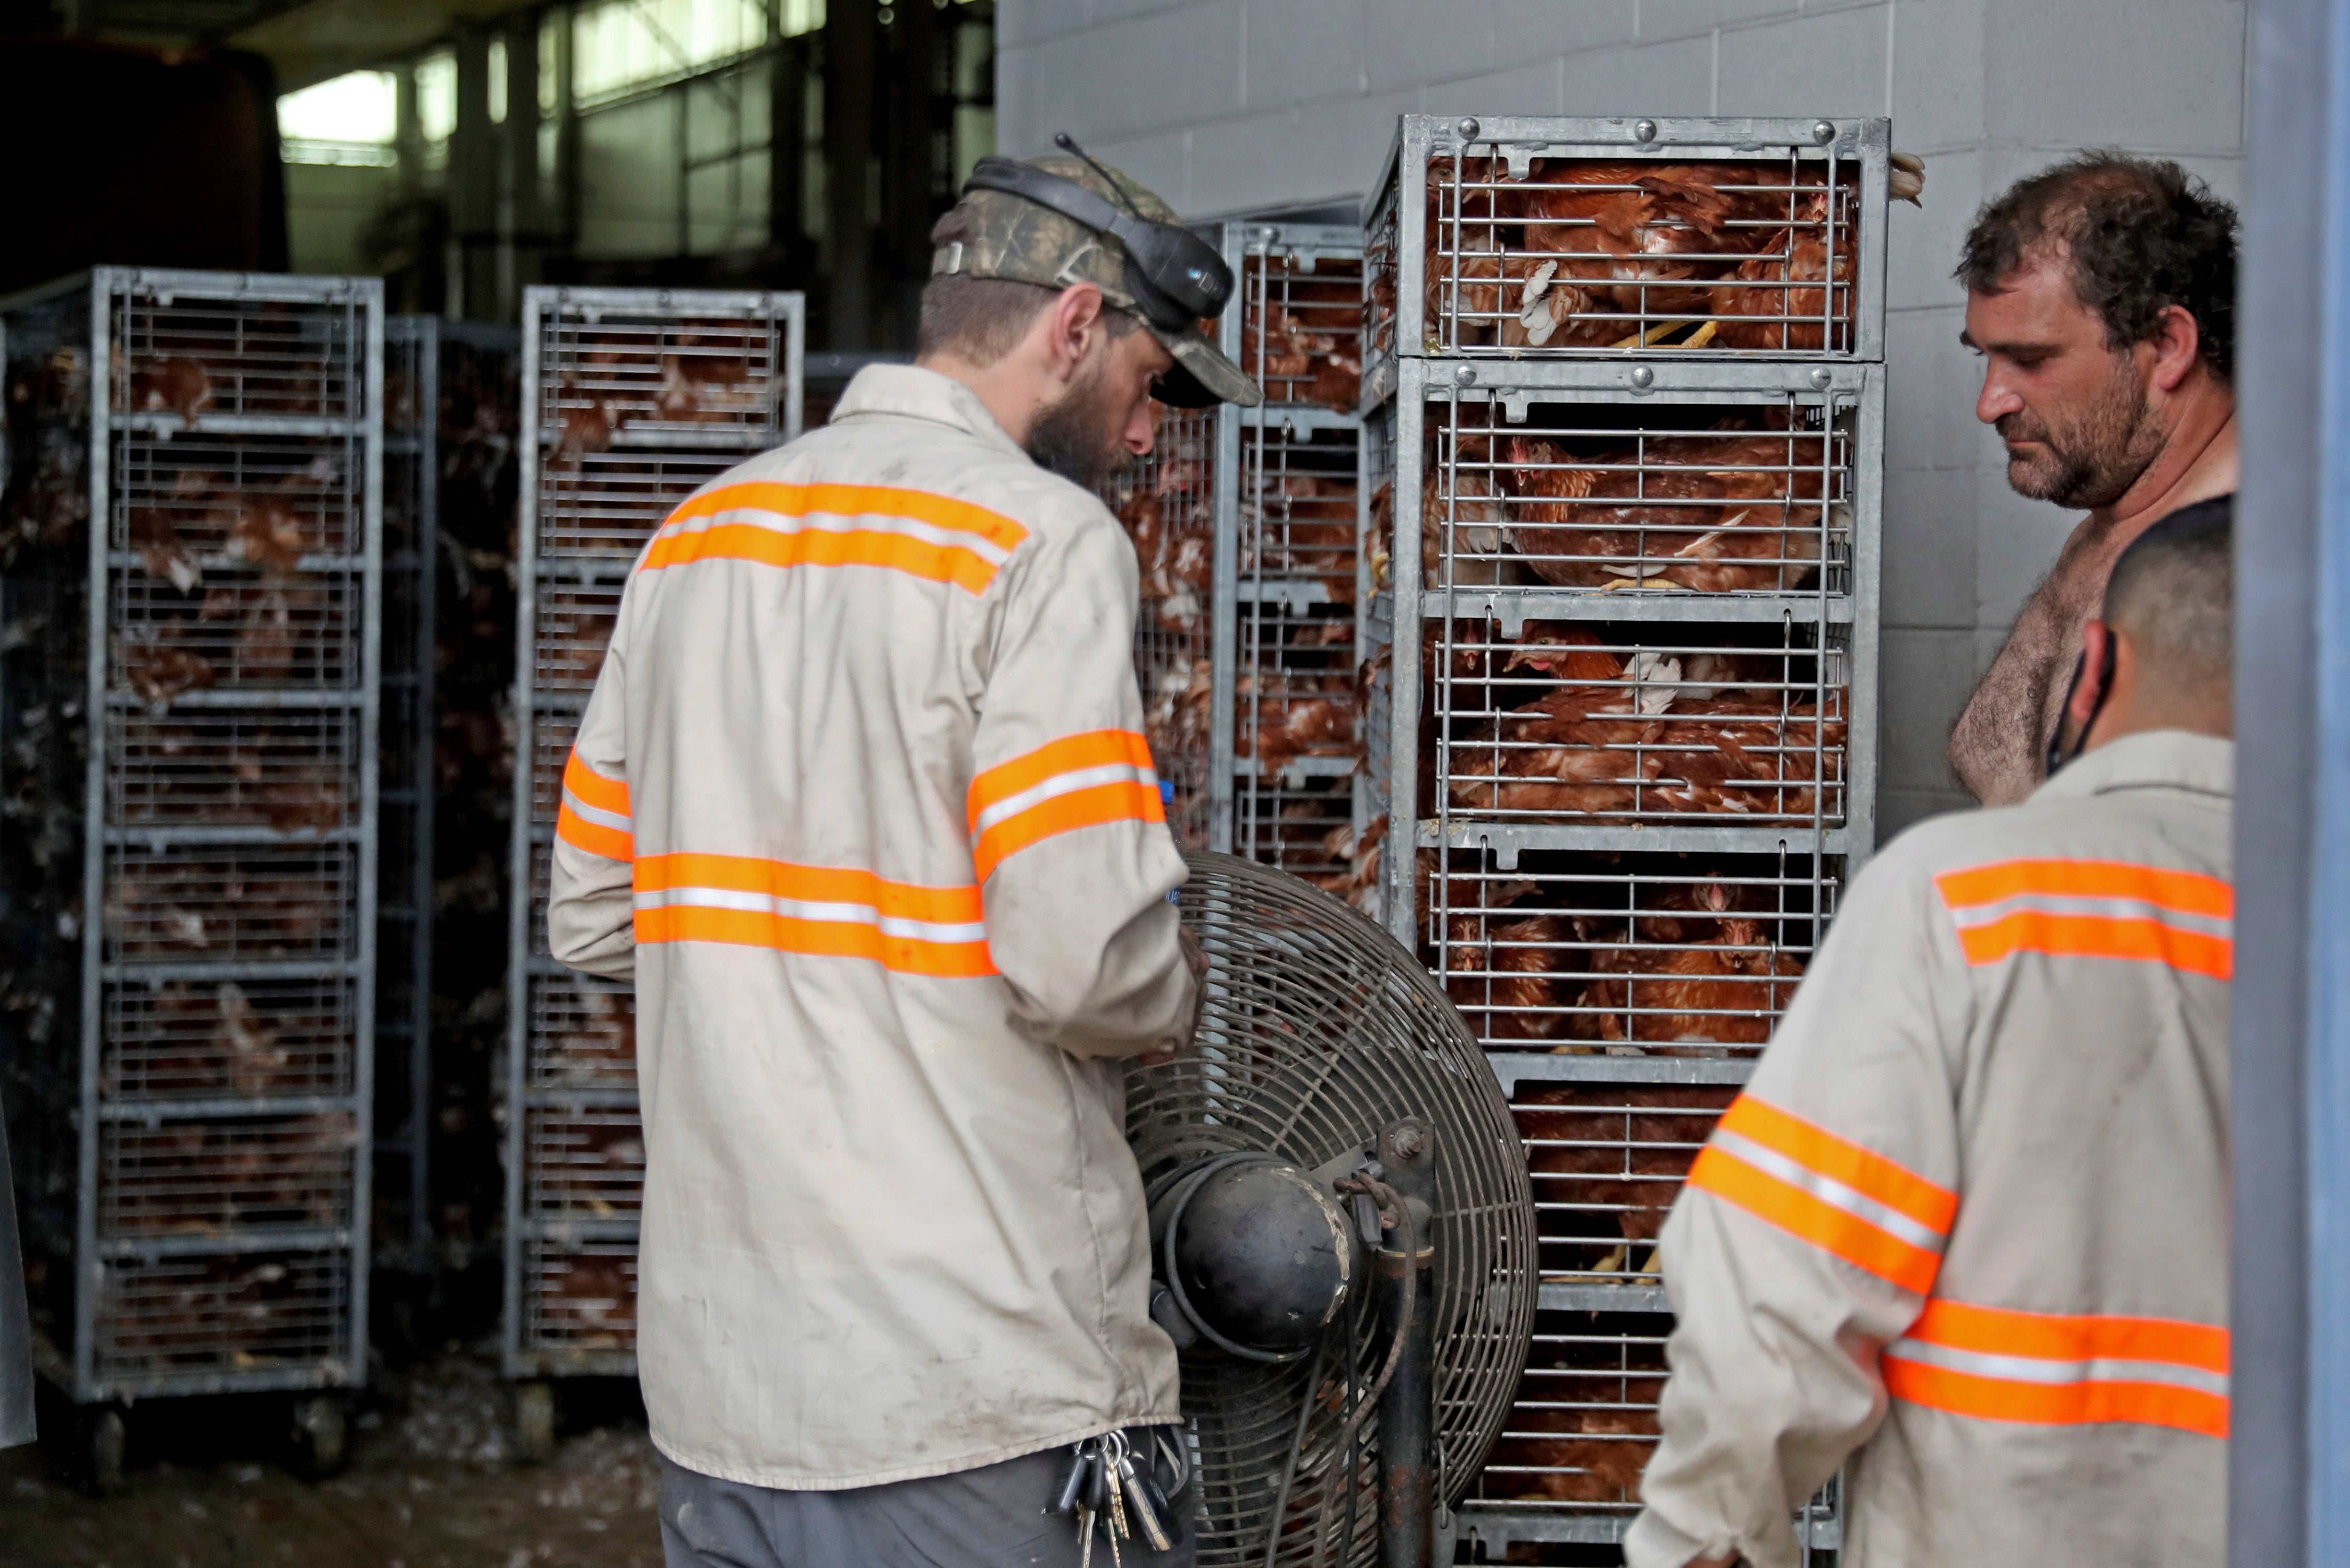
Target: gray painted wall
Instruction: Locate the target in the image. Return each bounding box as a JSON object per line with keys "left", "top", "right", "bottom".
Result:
{"left": 998, "top": 0, "right": 2247, "bottom": 834}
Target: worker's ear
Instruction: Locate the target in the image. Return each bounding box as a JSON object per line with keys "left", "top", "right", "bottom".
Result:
{"left": 1042, "top": 282, "right": 1109, "bottom": 386}
{"left": 2143, "top": 303, "right": 2203, "bottom": 394}
{"left": 2069, "top": 619, "right": 2120, "bottom": 738}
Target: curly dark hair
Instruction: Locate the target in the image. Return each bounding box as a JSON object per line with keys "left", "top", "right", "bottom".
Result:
{"left": 1955, "top": 150, "right": 2239, "bottom": 382}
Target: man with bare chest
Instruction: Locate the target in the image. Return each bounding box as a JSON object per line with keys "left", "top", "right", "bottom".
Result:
{"left": 1946, "top": 152, "right": 2238, "bottom": 805}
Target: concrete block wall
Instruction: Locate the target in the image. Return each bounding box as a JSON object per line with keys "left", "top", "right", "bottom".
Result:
{"left": 998, "top": 0, "right": 2247, "bottom": 836}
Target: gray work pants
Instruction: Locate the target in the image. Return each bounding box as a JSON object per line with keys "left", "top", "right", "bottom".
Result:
{"left": 659, "top": 1443, "right": 1197, "bottom": 1568}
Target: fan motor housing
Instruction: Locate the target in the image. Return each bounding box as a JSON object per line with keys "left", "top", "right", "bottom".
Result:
{"left": 1151, "top": 1156, "right": 1362, "bottom": 1359}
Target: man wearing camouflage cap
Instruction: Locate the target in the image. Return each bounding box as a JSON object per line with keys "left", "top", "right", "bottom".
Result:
{"left": 547, "top": 146, "right": 1257, "bottom": 1567}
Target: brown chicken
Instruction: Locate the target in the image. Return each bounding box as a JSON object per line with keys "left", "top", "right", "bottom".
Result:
{"left": 1247, "top": 471, "right": 1357, "bottom": 603}
{"left": 1236, "top": 672, "right": 1356, "bottom": 780}
{"left": 1578, "top": 884, "right": 1808, "bottom": 1046}
{"left": 1505, "top": 419, "right": 1831, "bottom": 592}
{"left": 128, "top": 355, "right": 213, "bottom": 427}
{"left": 1711, "top": 227, "right": 1856, "bottom": 351}
{"left": 1644, "top": 694, "right": 1848, "bottom": 819}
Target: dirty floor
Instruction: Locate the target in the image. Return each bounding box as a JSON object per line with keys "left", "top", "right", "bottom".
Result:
{"left": 0, "top": 1355, "right": 661, "bottom": 1568}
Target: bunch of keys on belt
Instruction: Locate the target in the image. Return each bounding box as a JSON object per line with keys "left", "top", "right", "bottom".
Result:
{"left": 1047, "top": 1428, "right": 1185, "bottom": 1566}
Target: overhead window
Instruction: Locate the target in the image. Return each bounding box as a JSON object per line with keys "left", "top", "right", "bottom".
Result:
{"left": 278, "top": 69, "right": 398, "bottom": 167}
{"left": 572, "top": 0, "right": 821, "bottom": 109}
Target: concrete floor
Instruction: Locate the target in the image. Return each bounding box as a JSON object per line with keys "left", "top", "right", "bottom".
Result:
{"left": 0, "top": 1357, "right": 661, "bottom": 1568}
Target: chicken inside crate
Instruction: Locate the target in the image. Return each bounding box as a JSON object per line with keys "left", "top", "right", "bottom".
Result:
{"left": 526, "top": 1241, "right": 639, "bottom": 1354}
{"left": 1238, "top": 243, "right": 1364, "bottom": 410}
{"left": 101, "top": 975, "right": 357, "bottom": 1101}
{"left": 1370, "top": 133, "right": 1917, "bottom": 359}
{"left": 106, "top": 709, "right": 357, "bottom": 831}
{"left": 112, "top": 290, "right": 370, "bottom": 423}
{"left": 94, "top": 1249, "right": 350, "bottom": 1382}
{"left": 1426, "top": 616, "right": 1848, "bottom": 826}
{"left": 535, "top": 450, "right": 745, "bottom": 557}
{"left": 1419, "top": 392, "right": 1855, "bottom": 596}
{"left": 526, "top": 1103, "right": 647, "bottom": 1219}
{"left": 1474, "top": 1307, "right": 1672, "bottom": 1513}
{"left": 538, "top": 314, "right": 786, "bottom": 451}
{"left": 528, "top": 976, "right": 638, "bottom": 1089}
{"left": 99, "top": 1111, "right": 360, "bottom": 1235}
{"left": 1425, "top": 848, "right": 1836, "bottom": 1055}
{"left": 104, "top": 843, "right": 358, "bottom": 961}
{"left": 1104, "top": 404, "right": 1216, "bottom": 847}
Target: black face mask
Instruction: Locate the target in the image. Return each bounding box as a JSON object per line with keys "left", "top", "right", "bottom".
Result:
{"left": 2045, "top": 633, "right": 2118, "bottom": 780}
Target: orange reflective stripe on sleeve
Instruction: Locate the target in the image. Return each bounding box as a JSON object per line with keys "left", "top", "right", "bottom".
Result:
{"left": 638, "top": 482, "right": 1030, "bottom": 595}
{"left": 1934, "top": 858, "right": 2234, "bottom": 981}
{"left": 1686, "top": 1093, "right": 1958, "bottom": 1295}
{"left": 631, "top": 852, "right": 995, "bottom": 978}
{"left": 1884, "top": 1298, "right": 2229, "bottom": 1439}
{"left": 556, "top": 751, "right": 633, "bottom": 862}
{"left": 967, "top": 730, "right": 1165, "bottom": 882}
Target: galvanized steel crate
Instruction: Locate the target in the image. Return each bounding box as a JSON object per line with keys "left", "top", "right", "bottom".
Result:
{"left": 1207, "top": 223, "right": 1373, "bottom": 886}
{"left": 1362, "top": 115, "right": 1893, "bottom": 405}
{"left": 1362, "top": 163, "right": 1886, "bottom": 1540}
{"left": 0, "top": 267, "right": 383, "bottom": 1412}
{"left": 506, "top": 286, "right": 803, "bottom": 1381}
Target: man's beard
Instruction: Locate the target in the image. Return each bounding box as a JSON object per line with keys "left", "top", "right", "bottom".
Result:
{"left": 1997, "top": 355, "right": 2168, "bottom": 510}
{"left": 1023, "top": 357, "right": 1134, "bottom": 491}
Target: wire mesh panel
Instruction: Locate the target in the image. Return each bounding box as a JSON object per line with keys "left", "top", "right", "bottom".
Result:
{"left": 507, "top": 286, "right": 803, "bottom": 1378}
{"left": 1362, "top": 116, "right": 1893, "bottom": 401}
{"left": 0, "top": 266, "right": 382, "bottom": 1403}
{"left": 1102, "top": 404, "right": 1217, "bottom": 849}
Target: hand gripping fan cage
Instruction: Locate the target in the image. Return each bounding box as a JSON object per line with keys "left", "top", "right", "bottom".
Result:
{"left": 1130, "top": 852, "right": 1538, "bottom": 1566}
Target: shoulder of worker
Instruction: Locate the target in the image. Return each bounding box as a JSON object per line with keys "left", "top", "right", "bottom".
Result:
{"left": 747, "top": 361, "right": 1126, "bottom": 570}
{"left": 1873, "top": 729, "right": 2235, "bottom": 893}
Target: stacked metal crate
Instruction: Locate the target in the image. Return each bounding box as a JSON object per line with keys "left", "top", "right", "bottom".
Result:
{"left": 1102, "top": 397, "right": 1218, "bottom": 850}
{"left": 379, "top": 319, "right": 518, "bottom": 1282}
{"left": 1207, "top": 222, "right": 1373, "bottom": 889}
{"left": 0, "top": 268, "right": 383, "bottom": 1478}
{"left": 1362, "top": 116, "right": 1889, "bottom": 1559}
{"left": 506, "top": 288, "right": 802, "bottom": 1430}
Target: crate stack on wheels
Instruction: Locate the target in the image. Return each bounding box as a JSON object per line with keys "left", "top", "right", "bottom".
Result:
{"left": 506, "top": 286, "right": 802, "bottom": 1452}
{"left": 1362, "top": 115, "right": 1890, "bottom": 1560}
{"left": 378, "top": 318, "right": 518, "bottom": 1316}
{"left": 1207, "top": 221, "right": 1374, "bottom": 890}
{"left": 0, "top": 267, "right": 384, "bottom": 1487}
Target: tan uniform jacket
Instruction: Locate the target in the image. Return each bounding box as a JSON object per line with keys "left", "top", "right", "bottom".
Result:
{"left": 1626, "top": 730, "right": 2232, "bottom": 1568}
{"left": 547, "top": 364, "right": 1196, "bottom": 1490}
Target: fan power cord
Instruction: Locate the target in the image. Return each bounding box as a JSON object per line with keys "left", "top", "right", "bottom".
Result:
{"left": 1305, "top": 1173, "right": 1423, "bottom": 1568}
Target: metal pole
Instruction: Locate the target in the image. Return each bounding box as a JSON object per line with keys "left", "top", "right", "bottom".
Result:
{"left": 1376, "top": 1117, "right": 1436, "bottom": 1568}
{"left": 2232, "top": 1, "right": 2331, "bottom": 1563}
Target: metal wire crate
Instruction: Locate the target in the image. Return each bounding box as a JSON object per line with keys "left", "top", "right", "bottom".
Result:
{"left": 1362, "top": 115, "right": 1891, "bottom": 402}
{"left": 1101, "top": 403, "right": 1217, "bottom": 850}
{"left": 507, "top": 286, "right": 803, "bottom": 1381}
{"left": 0, "top": 267, "right": 382, "bottom": 1414}
{"left": 379, "top": 317, "right": 517, "bottom": 1274}
{"left": 1205, "top": 222, "right": 1375, "bottom": 886}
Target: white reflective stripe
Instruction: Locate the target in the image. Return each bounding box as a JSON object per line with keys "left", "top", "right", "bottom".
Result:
{"left": 1708, "top": 1127, "right": 1947, "bottom": 1253}
{"left": 1884, "top": 1336, "right": 2231, "bottom": 1398}
{"left": 560, "top": 791, "right": 633, "bottom": 833}
{"left": 659, "top": 504, "right": 1015, "bottom": 568}
{"left": 971, "top": 761, "right": 1157, "bottom": 836}
{"left": 1946, "top": 892, "right": 2232, "bottom": 940}
{"left": 631, "top": 884, "right": 988, "bottom": 945}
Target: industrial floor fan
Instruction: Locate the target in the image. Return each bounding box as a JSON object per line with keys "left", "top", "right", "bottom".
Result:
{"left": 1128, "top": 853, "right": 1539, "bottom": 1568}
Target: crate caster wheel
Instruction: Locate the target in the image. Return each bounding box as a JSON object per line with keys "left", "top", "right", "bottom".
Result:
{"left": 78, "top": 1404, "right": 126, "bottom": 1496}
{"left": 513, "top": 1381, "right": 556, "bottom": 1464}
{"left": 287, "top": 1393, "right": 349, "bottom": 1481}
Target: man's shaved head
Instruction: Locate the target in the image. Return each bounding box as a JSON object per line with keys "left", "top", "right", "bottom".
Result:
{"left": 2103, "top": 494, "right": 2232, "bottom": 704}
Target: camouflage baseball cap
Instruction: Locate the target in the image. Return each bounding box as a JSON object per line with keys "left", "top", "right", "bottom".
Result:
{"left": 933, "top": 154, "right": 1262, "bottom": 408}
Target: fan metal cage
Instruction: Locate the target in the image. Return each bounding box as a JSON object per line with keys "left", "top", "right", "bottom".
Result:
{"left": 1129, "top": 852, "right": 1537, "bottom": 1567}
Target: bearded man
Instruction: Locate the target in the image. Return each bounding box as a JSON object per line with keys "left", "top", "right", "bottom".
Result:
{"left": 1945, "top": 152, "right": 2238, "bottom": 805}
{"left": 547, "top": 150, "right": 1258, "bottom": 1566}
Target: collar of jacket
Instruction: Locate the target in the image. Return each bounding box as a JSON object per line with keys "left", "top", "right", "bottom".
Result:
{"left": 830, "top": 362, "right": 1030, "bottom": 461}
{"left": 2031, "top": 728, "right": 2235, "bottom": 806}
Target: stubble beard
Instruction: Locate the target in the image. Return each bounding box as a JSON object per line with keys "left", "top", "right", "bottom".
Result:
{"left": 1998, "top": 353, "right": 2169, "bottom": 511}
{"left": 1023, "top": 356, "right": 1133, "bottom": 492}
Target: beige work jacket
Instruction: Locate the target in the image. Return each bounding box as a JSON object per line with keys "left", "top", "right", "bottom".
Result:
{"left": 547, "top": 364, "right": 1195, "bottom": 1490}
{"left": 1627, "top": 730, "right": 2232, "bottom": 1568}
